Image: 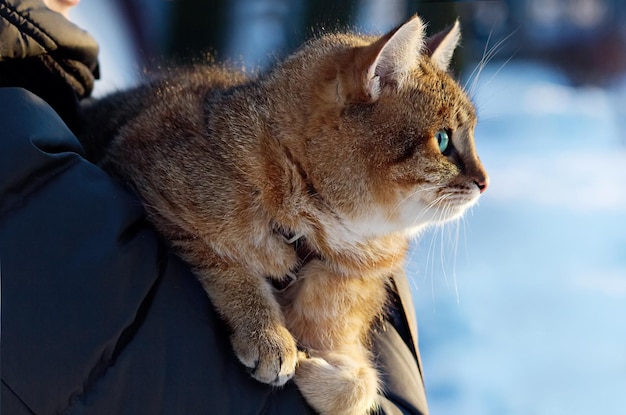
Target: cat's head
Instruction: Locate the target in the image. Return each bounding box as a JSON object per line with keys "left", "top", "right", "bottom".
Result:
{"left": 279, "top": 15, "right": 488, "bottom": 238}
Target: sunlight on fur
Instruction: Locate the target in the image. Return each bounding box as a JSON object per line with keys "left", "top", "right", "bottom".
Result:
{"left": 80, "top": 14, "right": 488, "bottom": 415}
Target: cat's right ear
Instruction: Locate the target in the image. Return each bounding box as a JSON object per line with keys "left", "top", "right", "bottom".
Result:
{"left": 424, "top": 20, "right": 461, "bottom": 71}
{"left": 362, "top": 15, "right": 426, "bottom": 100}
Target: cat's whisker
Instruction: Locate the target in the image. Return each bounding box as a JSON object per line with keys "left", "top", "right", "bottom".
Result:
{"left": 465, "top": 27, "right": 519, "bottom": 98}
{"left": 426, "top": 200, "right": 450, "bottom": 300}
{"left": 412, "top": 195, "right": 447, "bottom": 224}
{"left": 439, "top": 203, "right": 454, "bottom": 286}
{"left": 424, "top": 221, "right": 440, "bottom": 307}
{"left": 386, "top": 184, "right": 446, "bottom": 222}
{"left": 463, "top": 26, "right": 494, "bottom": 92}
{"left": 438, "top": 222, "right": 449, "bottom": 289}
{"left": 451, "top": 217, "right": 462, "bottom": 304}
{"left": 423, "top": 195, "right": 465, "bottom": 299}
{"left": 405, "top": 243, "right": 421, "bottom": 286}
{"left": 473, "top": 48, "right": 518, "bottom": 111}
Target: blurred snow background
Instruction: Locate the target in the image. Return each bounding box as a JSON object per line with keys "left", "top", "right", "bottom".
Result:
{"left": 70, "top": 0, "right": 626, "bottom": 413}
{"left": 411, "top": 60, "right": 626, "bottom": 415}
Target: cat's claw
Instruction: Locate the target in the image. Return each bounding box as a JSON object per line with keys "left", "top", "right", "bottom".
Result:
{"left": 249, "top": 356, "right": 293, "bottom": 386}
{"left": 232, "top": 325, "right": 298, "bottom": 386}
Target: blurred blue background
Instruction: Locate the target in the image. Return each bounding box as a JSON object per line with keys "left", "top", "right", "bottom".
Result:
{"left": 70, "top": 1, "right": 626, "bottom": 413}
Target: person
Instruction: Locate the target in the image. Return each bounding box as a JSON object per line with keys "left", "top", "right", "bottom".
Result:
{"left": 0, "top": 0, "right": 429, "bottom": 413}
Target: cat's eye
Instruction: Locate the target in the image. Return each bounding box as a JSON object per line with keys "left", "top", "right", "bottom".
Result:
{"left": 435, "top": 129, "right": 450, "bottom": 153}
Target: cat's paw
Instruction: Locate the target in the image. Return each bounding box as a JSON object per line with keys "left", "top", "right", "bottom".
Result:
{"left": 231, "top": 325, "right": 298, "bottom": 386}
{"left": 295, "top": 351, "right": 379, "bottom": 415}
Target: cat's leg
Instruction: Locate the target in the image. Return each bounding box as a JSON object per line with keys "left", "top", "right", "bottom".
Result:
{"left": 172, "top": 235, "right": 299, "bottom": 386}
{"left": 281, "top": 260, "right": 387, "bottom": 414}
{"left": 198, "top": 265, "right": 298, "bottom": 386}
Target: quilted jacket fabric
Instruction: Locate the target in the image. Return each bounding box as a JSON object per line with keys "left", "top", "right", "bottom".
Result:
{"left": 0, "top": 0, "right": 98, "bottom": 128}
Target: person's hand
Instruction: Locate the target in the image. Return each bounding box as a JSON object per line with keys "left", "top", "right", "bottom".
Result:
{"left": 43, "top": 0, "right": 79, "bottom": 18}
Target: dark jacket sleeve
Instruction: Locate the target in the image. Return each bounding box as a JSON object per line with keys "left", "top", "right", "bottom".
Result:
{"left": 0, "top": 0, "right": 99, "bottom": 129}
{"left": 0, "top": 88, "right": 428, "bottom": 415}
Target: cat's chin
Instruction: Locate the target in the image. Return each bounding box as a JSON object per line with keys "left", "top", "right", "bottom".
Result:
{"left": 427, "top": 195, "right": 479, "bottom": 225}
{"left": 341, "top": 192, "right": 479, "bottom": 241}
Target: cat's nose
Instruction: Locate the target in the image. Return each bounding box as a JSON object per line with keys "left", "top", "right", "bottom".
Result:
{"left": 474, "top": 176, "right": 488, "bottom": 194}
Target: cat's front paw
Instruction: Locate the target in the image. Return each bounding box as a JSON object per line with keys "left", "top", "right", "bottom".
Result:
{"left": 231, "top": 324, "right": 298, "bottom": 386}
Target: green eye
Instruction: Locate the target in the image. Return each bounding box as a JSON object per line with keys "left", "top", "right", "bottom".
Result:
{"left": 435, "top": 129, "right": 450, "bottom": 153}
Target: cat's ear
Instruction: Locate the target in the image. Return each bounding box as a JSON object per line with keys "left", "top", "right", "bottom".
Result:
{"left": 363, "top": 15, "right": 426, "bottom": 100}
{"left": 424, "top": 20, "right": 461, "bottom": 71}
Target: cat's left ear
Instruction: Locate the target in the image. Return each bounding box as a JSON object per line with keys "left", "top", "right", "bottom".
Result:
{"left": 424, "top": 20, "right": 461, "bottom": 71}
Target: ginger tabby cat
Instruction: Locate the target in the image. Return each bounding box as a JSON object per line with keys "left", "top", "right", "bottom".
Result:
{"left": 80, "top": 15, "right": 488, "bottom": 415}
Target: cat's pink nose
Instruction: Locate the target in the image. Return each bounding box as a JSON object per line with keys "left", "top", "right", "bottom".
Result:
{"left": 474, "top": 176, "right": 488, "bottom": 194}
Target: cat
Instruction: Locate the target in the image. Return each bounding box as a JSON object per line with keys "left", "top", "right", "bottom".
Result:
{"left": 79, "top": 15, "right": 488, "bottom": 415}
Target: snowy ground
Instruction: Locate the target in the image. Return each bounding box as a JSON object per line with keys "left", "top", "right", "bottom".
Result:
{"left": 409, "top": 61, "right": 626, "bottom": 415}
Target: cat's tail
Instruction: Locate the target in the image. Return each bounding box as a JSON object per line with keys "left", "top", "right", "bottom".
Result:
{"left": 295, "top": 350, "right": 380, "bottom": 415}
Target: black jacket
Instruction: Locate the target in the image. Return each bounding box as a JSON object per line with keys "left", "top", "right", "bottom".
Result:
{"left": 0, "top": 0, "right": 98, "bottom": 129}
{"left": 0, "top": 1, "right": 429, "bottom": 414}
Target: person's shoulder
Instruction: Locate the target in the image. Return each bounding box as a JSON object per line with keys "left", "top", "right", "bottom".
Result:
{"left": 0, "top": 87, "right": 66, "bottom": 119}
{"left": 0, "top": 87, "right": 84, "bottom": 179}
{"left": 0, "top": 86, "right": 73, "bottom": 126}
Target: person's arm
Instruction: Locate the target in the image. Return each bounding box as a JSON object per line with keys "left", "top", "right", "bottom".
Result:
{"left": 0, "top": 0, "right": 98, "bottom": 129}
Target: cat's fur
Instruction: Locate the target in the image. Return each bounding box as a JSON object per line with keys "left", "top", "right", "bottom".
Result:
{"left": 80, "top": 15, "right": 488, "bottom": 415}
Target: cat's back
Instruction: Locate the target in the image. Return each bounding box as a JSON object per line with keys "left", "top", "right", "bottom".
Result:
{"left": 78, "top": 65, "right": 250, "bottom": 163}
